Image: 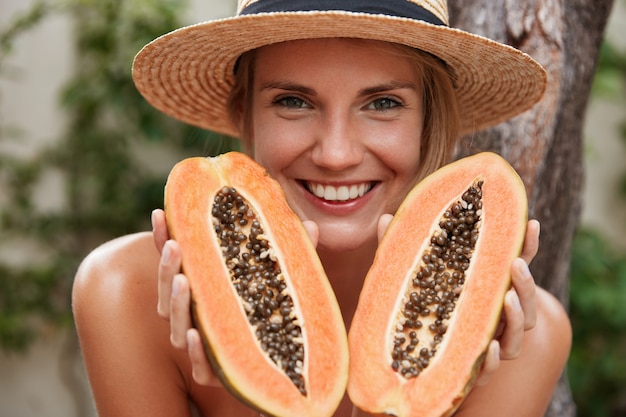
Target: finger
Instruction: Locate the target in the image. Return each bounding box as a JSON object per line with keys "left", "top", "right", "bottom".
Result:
{"left": 187, "top": 329, "right": 220, "bottom": 387}
{"left": 157, "top": 240, "right": 182, "bottom": 319}
{"left": 475, "top": 340, "right": 500, "bottom": 386}
{"left": 169, "top": 274, "right": 192, "bottom": 349}
{"left": 511, "top": 257, "right": 537, "bottom": 330}
{"left": 152, "top": 209, "right": 170, "bottom": 254}
{"left": 520, "top": 219, "right": 540, "bottom": 265}
{"left": 377, "top": 214, "right": 394, "bottom": 243}
{"left": 302, "top": 220, "right": 319, "bottom": 248}
{"left": 498, "top": 289, "right": 525, "bottom": 360}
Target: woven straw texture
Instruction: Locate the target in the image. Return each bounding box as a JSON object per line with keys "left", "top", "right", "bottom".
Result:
{"left": 132, "top": 0, "right": 546, "bottom": 138}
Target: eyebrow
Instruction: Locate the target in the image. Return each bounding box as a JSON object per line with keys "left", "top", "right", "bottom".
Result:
{"left": 359, "top": 80, "right": 419, "bottom": 97}
{"left": 259, "top": 80, "right": 317, "bottom": 96}
{"left": 259, "top": 79, "right": 417, "bottom": 97}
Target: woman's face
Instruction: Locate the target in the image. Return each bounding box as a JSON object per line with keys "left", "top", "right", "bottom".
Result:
{"left": 249, "top": 38, "right": 424, "bottom": 252}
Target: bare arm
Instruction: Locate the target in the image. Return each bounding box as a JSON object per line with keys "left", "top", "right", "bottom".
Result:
{"left": 455, "top": 287, "right": 572, "bottom": 417}
{"left": 72, "top": 232, "right": 194, "bottom": 417}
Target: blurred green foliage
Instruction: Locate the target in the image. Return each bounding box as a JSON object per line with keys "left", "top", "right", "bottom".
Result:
{"left": 567, "top": 22, "right": 626, "bottom": 417}
{"left": 569, "top": 229, "right": 626, "bottom": 416}
{"left": 0, "top": 0, "right": 237, "bottom": 351}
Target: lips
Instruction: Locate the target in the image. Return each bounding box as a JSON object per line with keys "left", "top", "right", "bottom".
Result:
{"left": 305, "top": 181, "right": 373, "bottom": 202}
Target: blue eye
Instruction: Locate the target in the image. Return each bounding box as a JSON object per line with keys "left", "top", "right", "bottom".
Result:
{"left": 275, "top": 96, "right": 309, "bottom": 109}
{"left": 369, "top": 97, "right": 402, "bottom": 111}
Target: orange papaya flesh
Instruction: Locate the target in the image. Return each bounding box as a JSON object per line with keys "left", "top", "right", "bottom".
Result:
{"left": 347, "top": 152, "right": 528, "bottom": 417}
{"left": 164, "top": 152, "right": 348, "bottom": 417}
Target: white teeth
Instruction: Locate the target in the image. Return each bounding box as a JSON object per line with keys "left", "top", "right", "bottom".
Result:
{"left": 315, "top": 184, "right": 325, "bottom": 198}
{"left": 325, "top": 186, "right": 337, "bottom": 201}
{"left": 308, "top": 182, "right": 371, "bottom": 201}
{"left": 337, "top": 186, "right": 349, "bottom": 201}
{"left": 349, "top": 185, "right": 358, "bottom": 199}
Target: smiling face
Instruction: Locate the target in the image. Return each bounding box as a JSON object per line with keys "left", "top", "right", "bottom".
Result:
{"left": 242, "top": 38, "right": 426, "bottom": 253}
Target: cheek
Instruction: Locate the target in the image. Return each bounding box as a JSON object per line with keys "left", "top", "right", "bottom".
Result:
{"left": 374, "top": 126, "right": 423, "bottom": 179}
{"left": 251, "top": 120, "right": 305, "bottom": 176}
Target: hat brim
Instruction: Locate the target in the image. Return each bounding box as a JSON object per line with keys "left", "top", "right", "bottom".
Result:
{"left": 132, "top": 11, "right": 547, "bottom": 138}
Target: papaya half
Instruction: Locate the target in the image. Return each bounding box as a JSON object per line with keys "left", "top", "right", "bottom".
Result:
{"left": 347, "top": 152, "right": 528, "bottom": 417}
{"left": 164, "top": 152, "right": 348, "bottom": 417}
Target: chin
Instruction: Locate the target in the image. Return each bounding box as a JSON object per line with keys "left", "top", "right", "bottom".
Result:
{"left": 316, "top": 226, "right": 377, "bottom": 254}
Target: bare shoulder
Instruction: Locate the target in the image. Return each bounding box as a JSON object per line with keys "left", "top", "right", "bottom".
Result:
{"left": 533, "top": 286, "right": 572, "bottom": 369}
{"left": 74, "top": 232, "right": 158, "bottom": 285}
{"left": 72, "top": 232, "right": 193, "bottom": 416}
{"left": 72, "top": 231, "right": 165, "bottom": 356}
{"left": 72, "top": 231, "right": 165, "bottom": 358}
{"left": 72, "top": 232, "right": 264, "bottom": 417}
{"left": 73, "top": 232, "right": 160, "bottom": 311}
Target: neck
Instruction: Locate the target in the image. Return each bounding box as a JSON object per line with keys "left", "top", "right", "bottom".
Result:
{"left": 317, "top": 239, "right": 377, "bottom": 330}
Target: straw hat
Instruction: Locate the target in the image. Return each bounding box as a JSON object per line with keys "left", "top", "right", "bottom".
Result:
{"left": 132, "top": 0, "right": 547, "bottom": 138}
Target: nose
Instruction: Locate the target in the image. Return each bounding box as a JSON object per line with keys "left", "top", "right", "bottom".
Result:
{"left": 310, "top": 111, "right": 364, "bottom": 171}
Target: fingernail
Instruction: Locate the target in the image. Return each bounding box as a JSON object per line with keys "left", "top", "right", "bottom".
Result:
{"left": 508, "top": 290, "right": 522, "bottom": 311}
{"left": 186, "top": 328, "right": 195, "bottom": 347}
{"left": 535, "top": 220, "right": 541, "bottom": 240}
{"left": 491, "top": 340, "right": 500, "bottom": 361}
{"left": 172, "top": 274, "right": 181, "bottom": 297}
{"left": 162, "top": 241, "right": 172, "bottom": 265}
{"left": 516, "top": 258, "right": 531, "bottom": 278}
{"left": 151, "top": 209, "right": 158, "bottom": 230}
{"left": 186, "top": 330, "right": 192, "bottom": 349}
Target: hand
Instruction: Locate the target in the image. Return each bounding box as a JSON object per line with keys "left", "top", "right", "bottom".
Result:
{"left": 151, "top": 209, "right": 220, "bottom": 386}
{"left": 375, "top": 215, "right": 540, "bottom": 387}
{"left": 150, "top": 210, "right": 323, "bottom": 386}
{"left": 475, "top": 219, "right": 540, "bottom": 386}
{"left": 151, "top": 209, "right": 175, "bottom": 320}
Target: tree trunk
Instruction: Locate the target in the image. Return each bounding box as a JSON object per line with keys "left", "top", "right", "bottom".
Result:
{"left": 447, "top": 0, "right": 615, "bottom": 415}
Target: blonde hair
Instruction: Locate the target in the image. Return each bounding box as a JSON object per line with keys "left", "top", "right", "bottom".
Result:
{"left": 227, "top": 40, "right": 459, "bottom": 180}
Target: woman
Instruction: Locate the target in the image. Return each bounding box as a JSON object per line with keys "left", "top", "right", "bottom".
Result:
{"left": 72, "top": 1, "right": 572, "bottom": 416}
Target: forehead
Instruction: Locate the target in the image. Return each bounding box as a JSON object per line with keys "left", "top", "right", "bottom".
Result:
{"left": 253, "top": 38, "right": 423, "bottom": 83}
